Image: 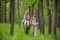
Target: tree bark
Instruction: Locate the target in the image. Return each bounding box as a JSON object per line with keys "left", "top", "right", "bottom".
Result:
{"left": 0, "top": 0, "right": 2, "bottom": 22}
{"left": 29, "top": 6, "right": 31, "bottom": 17}
{"left": 18, "top": 0, "right": 20, "bottom": 27}
{"left": 29, "top": 6, "right": 31, "bottom": 29}
{"left": 9, "top": 12, "right": 11, "bottom": 24}
{"left": 52, "top": 0, "right": 58, "bottom": 39}
{"left": 31, "top": 4, "right": 34, "bottom": 17}
{"left": 0, "top": 0, "right": 3, "bottom": 23}
{"left": 58, "top": 0, "right": 60, "bottom": 28}
{"left": 3, "top": 0, "right": 6, "bottom": 23}
{"left": 4, "top": 0, "right": 6, "bottom": 23}
{"left": 38, "top": 2, "right": 40, "bottom": 30}
{"left": 10, "top": 0, "right": 15, "bottom": 35}
{"left": 38, "top": 0, "right": 44, "bottom": 34}
{"left": 46, "top": 0, "right": 52, "bottom": 34}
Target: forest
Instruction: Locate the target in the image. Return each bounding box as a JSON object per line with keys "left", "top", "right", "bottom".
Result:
{"left": 0, "top": 0, "right": 60, "bottom": 40}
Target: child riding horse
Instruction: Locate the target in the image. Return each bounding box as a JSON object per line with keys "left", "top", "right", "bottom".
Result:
{"left": 22, "top": 12, "right": 30, "bottom": 34}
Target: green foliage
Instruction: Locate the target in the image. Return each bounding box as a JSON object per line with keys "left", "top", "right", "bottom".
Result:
{"left": 23, "top": 0, "right": 38, "bottom": 6}
{"left": 0, "top": 0, "right": 59, "bottom": 24}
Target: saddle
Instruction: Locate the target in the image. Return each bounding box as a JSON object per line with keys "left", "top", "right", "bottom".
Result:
{"left": 22, "top": 19, "right": 29, "bottom": 27}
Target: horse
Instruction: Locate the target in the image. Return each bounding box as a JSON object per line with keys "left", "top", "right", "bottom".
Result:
{"left": 22, "top": 19, "right": 31, "bottom": 34}
{"left": 22, "top": 18, "right": 38, "bottom": 36}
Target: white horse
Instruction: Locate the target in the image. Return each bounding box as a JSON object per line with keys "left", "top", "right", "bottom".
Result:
{"left": 30, "top": 17, "right": 38, "bottom": 36}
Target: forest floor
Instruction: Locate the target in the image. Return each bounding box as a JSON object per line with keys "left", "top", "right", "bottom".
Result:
{"left": 0, "top": 23, "right": 60, "bottom": 40}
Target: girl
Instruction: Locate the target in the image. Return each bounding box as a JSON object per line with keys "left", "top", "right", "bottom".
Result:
{"left": 22, "top": 11, "right": 30, "bottom": 34}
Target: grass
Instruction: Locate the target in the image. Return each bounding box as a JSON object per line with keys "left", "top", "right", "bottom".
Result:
{"left": 0, "top": 23, "right": 60, "bottom": 40}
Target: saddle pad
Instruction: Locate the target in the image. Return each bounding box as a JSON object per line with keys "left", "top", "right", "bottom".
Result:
{"left": 24, "top": 20, "right": 29, "bottom": 26}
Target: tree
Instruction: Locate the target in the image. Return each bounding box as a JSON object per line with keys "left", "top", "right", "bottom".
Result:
{"left": 38, "top": 0, "right": 44, "bottom": 34}
{"left": 31, "top": 4, "right": 34, "bottom": 17}
{"left": 52, "top": 0, "right": 58, "bottom": 39}
{"left": 3, "top": 0, "right": 6, "bottom": 23}
{"left": 10, "top": 0, "right": 15, "bottom": 35}
{"left": 57, "top": 0, "right": 60, "bottom": 28}
{"left": 0, "top": 0, "right": 1, "bottom": 22}
{"left": 29, "top": 3, "right": 35, "bottom": 17}
{"left": 18, "top": 0, "right": 20, "bottom": 27}
{"left": 46, "top": 0, "right": 52, "bottom": 34}
{"left": 0, "top": 0, "right": 3, "bottom": 23}
{"left": 29, "top": 6, "right": 31, "bottom": 17}
{"left": 29, "top": 6, "right": 31, "bottom": 28}
{"left": 29, "top": 3, "right": 35, "bottom": 30}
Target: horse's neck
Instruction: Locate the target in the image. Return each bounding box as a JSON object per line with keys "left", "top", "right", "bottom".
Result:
{"left": 24, "top": 20, "right": 29, "bottom": 26}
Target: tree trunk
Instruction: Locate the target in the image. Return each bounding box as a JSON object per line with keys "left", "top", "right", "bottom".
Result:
{"left": 3, "top": 0, "right": 6, "bottom": 23}
{"left": 18, "top": 0, "right": 20, "bottom": 27}
{"left": 48, "top": 9, "right": 52, "bottom": 34}
{"left": 58, "top": 0, "right": 60, "bottom": 28}
{"left": 4, "top": 0, "right": 6, "bottom": 23}
{"left": 38, "top": 2, "right": 40, "bottom": 30}
{"left": 58, "top": 16, "right": 60, "bottom": 28}
{"left": 9, "top": 12, "right": 11, "bottom": 23}
{"left": 38, "top": 0, "right": 44, "bottom": 34}
{"left": 0, "top": 1, "right": 2, "bottom": 22}
{"left": 10, "top": 0, "right": 15, "bottom": 35}
{"left": 52, "top": 0, "right": 57, "bottom": 39}
{"left": 46, "top": 0, "right": 52, "bottom": 34}
{"left": 29, "top": 6, "right": 31, "bottom": 17}
{"left": 31, "top": 4, "right": 34, "bottom": 17}
{"left": 0, "top": 0, "right": 3, "bottom": 23}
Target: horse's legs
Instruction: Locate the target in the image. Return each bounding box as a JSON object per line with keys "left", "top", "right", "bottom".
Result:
{"left": 23, "top": 20, "right": 30, "bottom": 34}
{"left": 25, "top": 26, "right": 29, "bottom": 34}
{"left": 23, "top": 25, "right": 27, "bottom": 34}
{"left": 34, "top": 27, "right": 36, "bottom": 36}
{"left": 32, "top": 26, "right": 36, "bottom": 36}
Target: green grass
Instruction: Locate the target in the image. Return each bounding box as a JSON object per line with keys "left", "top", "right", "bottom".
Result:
{"left": 0, "top": 23, "right": 60, "bottom": 40}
